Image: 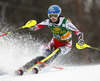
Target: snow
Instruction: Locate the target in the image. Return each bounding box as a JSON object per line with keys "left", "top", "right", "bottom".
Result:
{"left": 0, "top": 65, "right": 100, "bottom": 81}
{"left": 0, "top": 33, "right": 45, "bottom": 75}
{"left": 0, "top": 28, "right": 100, "bottom": 81}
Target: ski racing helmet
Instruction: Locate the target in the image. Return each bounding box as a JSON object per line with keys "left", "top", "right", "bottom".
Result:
{"left": 48, "top": 5, "right": 62, "bottom": 19}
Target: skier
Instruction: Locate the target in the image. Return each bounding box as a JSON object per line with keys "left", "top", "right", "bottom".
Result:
{"left": 15, "top": 5, "right": 85, "bottom": 75}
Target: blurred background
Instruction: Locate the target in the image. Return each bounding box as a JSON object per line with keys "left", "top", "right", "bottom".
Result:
{"left": 0, "top": 0, "right": 100, "bottom": 65}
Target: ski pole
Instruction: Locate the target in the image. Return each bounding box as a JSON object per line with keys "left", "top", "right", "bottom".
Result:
{"left": 37, "top": 61, "right": 64, "bottom": 70}
{"left": 76, "top": 43, "right": 100, "bottom": 51}
{"left": 27, "top": 48, "right": 60, "bottom": 72}
{"left": 0, "top": 20, "right": 37, "bottom": 37}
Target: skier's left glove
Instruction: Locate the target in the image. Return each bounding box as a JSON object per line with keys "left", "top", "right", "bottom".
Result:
{"left": 77, "top": 32, "right": 85, "bottom": 46}
{"left": 78, "top": 39, "right": 85, "bottom": 46}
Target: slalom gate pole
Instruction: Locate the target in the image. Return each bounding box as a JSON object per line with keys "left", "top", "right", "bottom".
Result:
{"left": 37, "top": 61, "right": 64, "bottom": 70}
{"left": 27, "top": 48, "right": 60, "bottom": 72}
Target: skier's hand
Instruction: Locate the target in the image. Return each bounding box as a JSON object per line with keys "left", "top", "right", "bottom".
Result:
{"left": 78, "top": 39, "right": 85, "bottom": 46}
{"left": 29, "top": 27, "right": 34, "bottom": 31}
{"left": 29, "top": 26, "right": 36, "bottom": 31}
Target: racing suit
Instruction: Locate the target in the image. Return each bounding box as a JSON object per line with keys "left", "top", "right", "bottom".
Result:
{"left": 33, "top": 17, "right": 82, "bottom": 56}
{"left": 16, "top": 17, "right": 83, "bottom": 75}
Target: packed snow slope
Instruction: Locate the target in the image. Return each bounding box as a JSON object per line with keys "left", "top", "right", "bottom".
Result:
{"left": 0, "top": 25, "right": 100, "bottom": 81}
{"left": 0, "top": 65, "right": 100, "bottom": 81}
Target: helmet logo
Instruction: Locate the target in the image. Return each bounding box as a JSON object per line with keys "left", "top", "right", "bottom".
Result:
{"left": 49, "top": 7, "right": 56, "bottom": 12}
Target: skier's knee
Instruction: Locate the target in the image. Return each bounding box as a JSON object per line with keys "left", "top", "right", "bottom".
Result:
{"left": 59, "top": 46, "right": 71, "bottom": 55}
{"left": 43, "top": 49, "right": 52, "bottom": 57}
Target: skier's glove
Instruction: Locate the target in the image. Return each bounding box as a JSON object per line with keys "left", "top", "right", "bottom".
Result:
{"left": 29, "top": 25, "right": 36, "bottom": 31}
{"left": 78, "top": 39, "right": 85, "bottom": 46}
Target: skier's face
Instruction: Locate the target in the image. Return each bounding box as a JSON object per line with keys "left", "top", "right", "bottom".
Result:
{"left": 50, "top": 17, "right": 58, "bottom": 22}
{"left": 48, "top": 14, "right": 58, "bottom": 22}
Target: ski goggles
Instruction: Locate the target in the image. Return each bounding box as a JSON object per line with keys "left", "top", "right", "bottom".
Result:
{"left": 48, "top": 14, "right": 59, "bottom": 19}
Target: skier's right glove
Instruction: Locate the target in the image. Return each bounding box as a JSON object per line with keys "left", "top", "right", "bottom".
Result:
{"left": 78, "top": 39, "right": 85, "bottom": 46}
{"left": 29, "top": 25, "right": 36, "bottom": 31}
